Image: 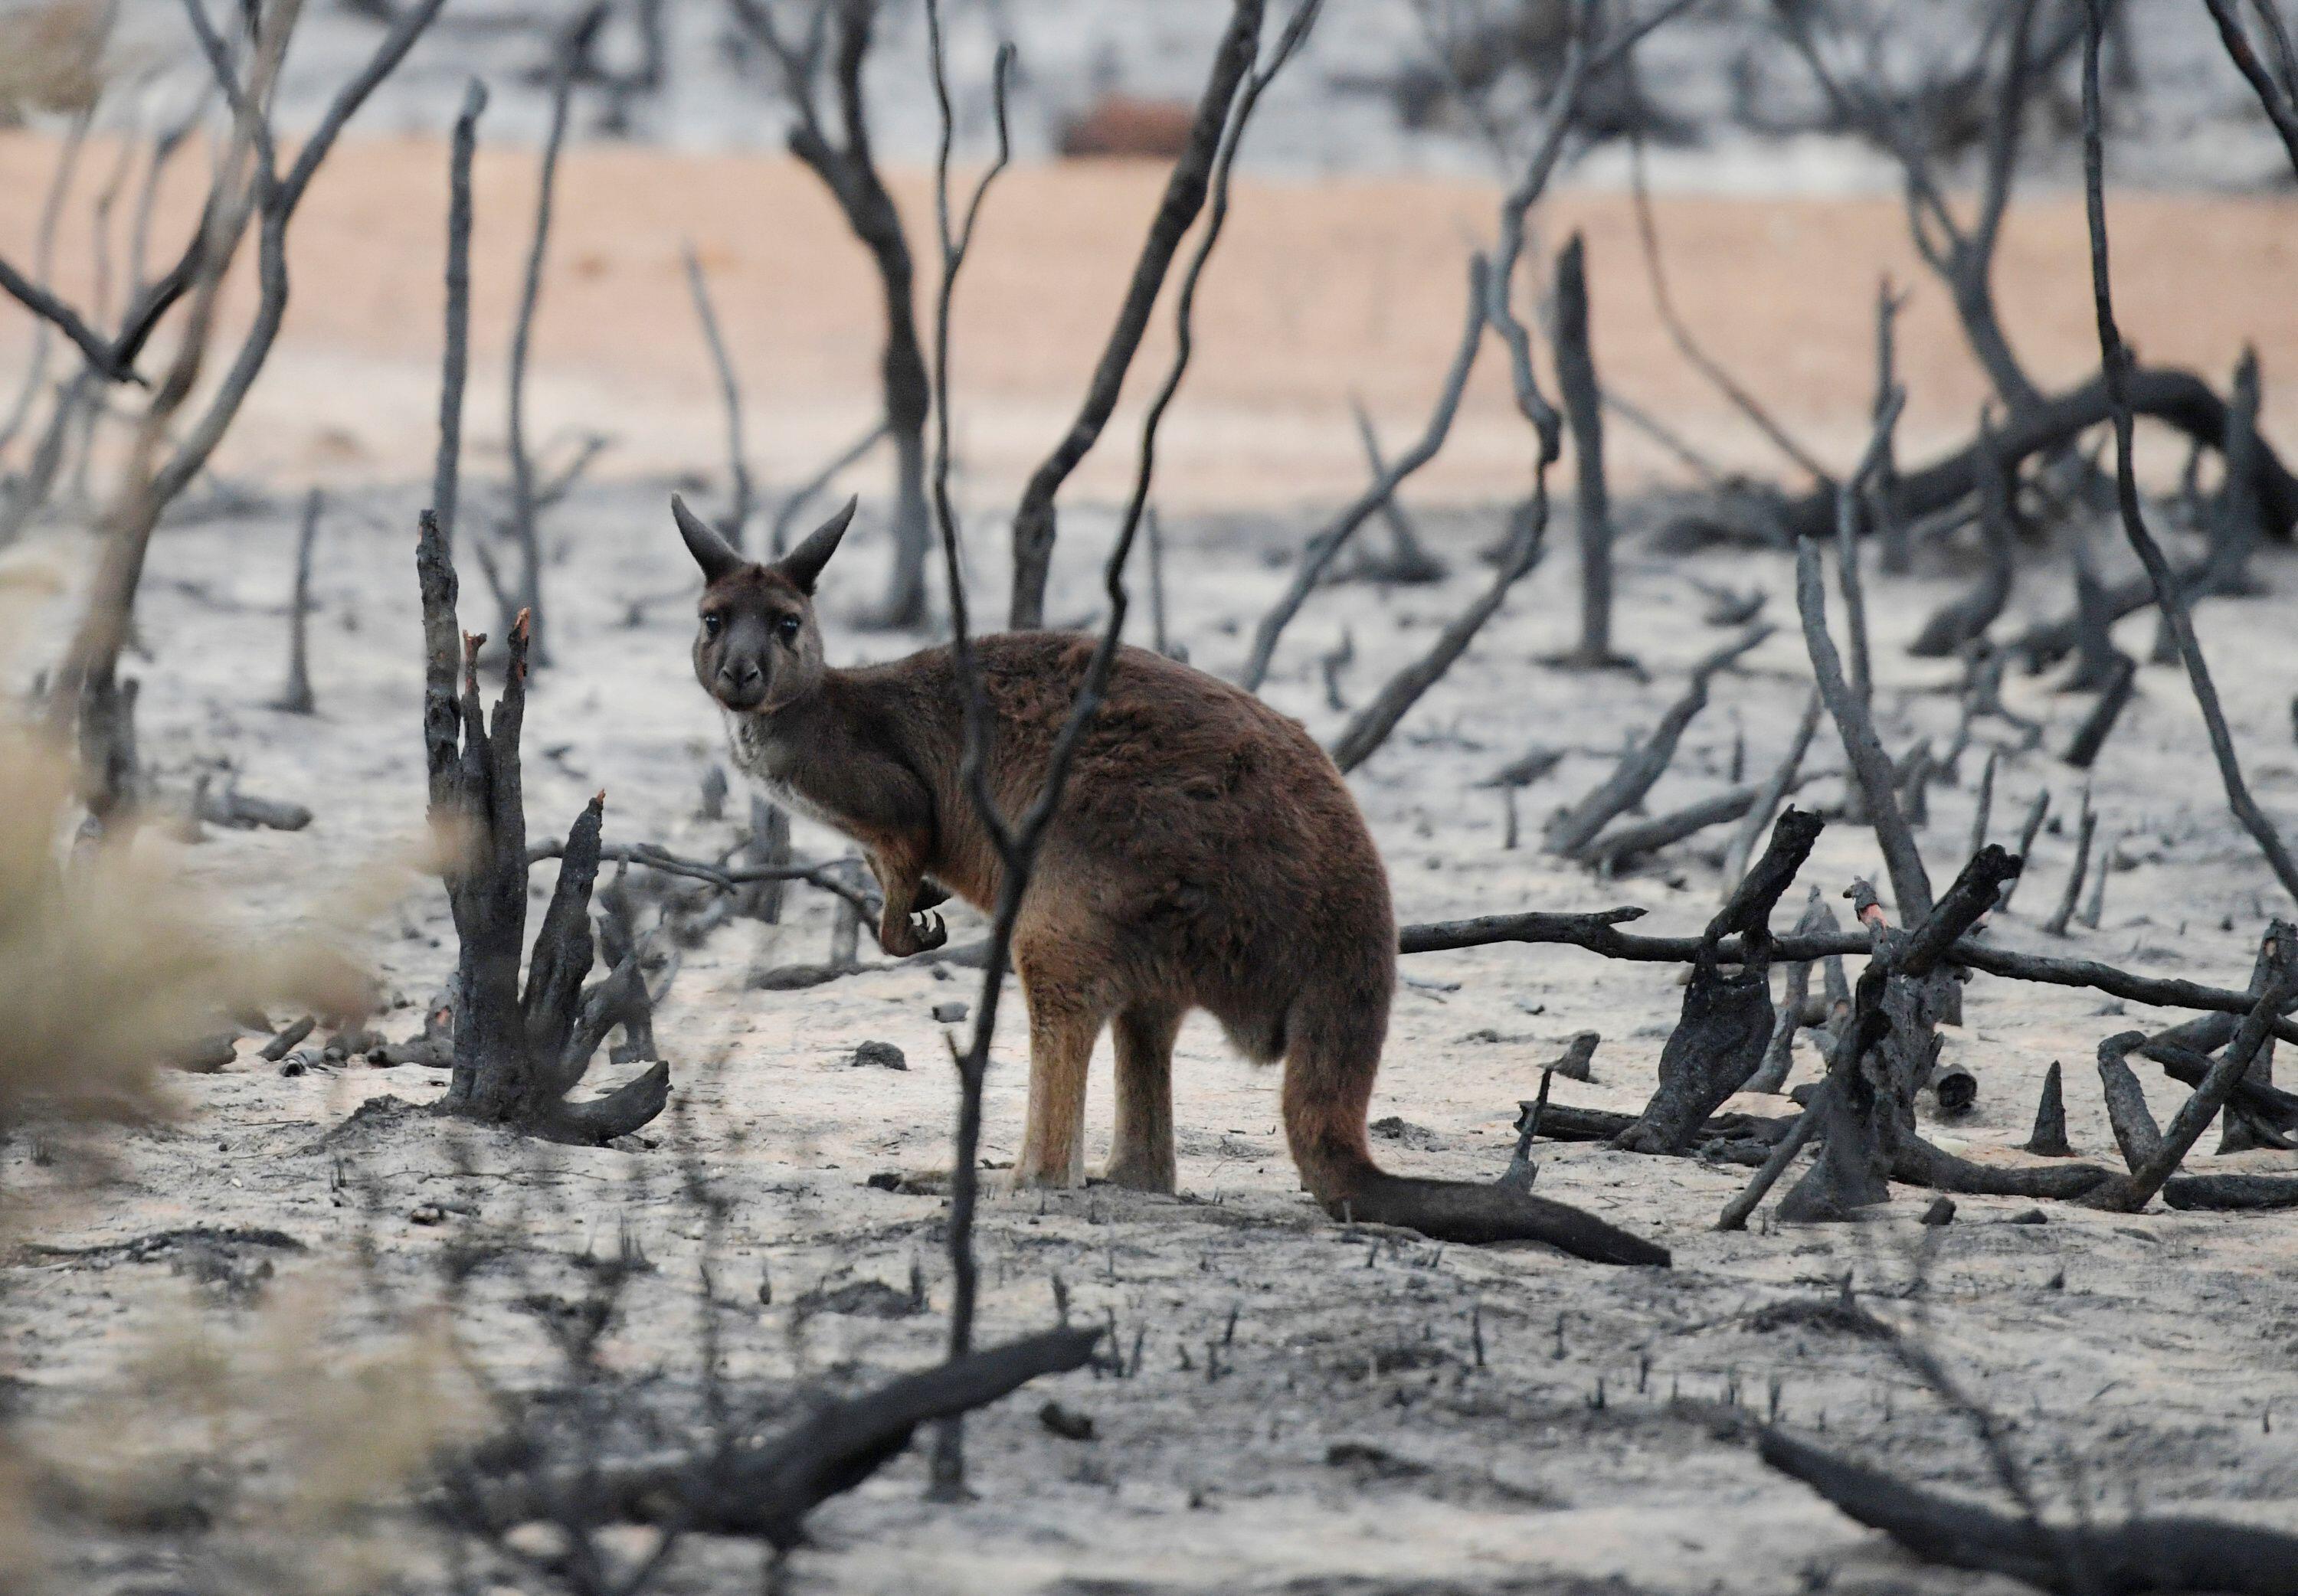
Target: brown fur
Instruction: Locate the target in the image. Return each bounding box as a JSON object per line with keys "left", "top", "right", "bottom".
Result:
{"left": 671, "top": 496, "right": 1668, "bottom": 1265}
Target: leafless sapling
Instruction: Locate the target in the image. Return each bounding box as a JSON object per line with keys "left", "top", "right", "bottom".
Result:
{"left": 2077, "top": 0, "right": 2298, "bottom": 908}
{"left": 49, "top": 0, "right": 450, "bottom": 795}
{"left": 500, "top": 5, "right": 607, "bottom": 669}
{"left": 1004, "top": 0, "right": 1269, "bottom": 629}
{"left": 728, "top": 0, "right": 935, "bottom": 626}
{"left": 433, "top": 78, "right": 486, "bottom": 553}
{"left": 681, "top": 240, "right": 755, "bottom": 548}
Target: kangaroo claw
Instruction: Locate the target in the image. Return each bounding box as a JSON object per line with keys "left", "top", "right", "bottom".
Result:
{"left": 912, "top": 910, "right": 948, "bottom": 952}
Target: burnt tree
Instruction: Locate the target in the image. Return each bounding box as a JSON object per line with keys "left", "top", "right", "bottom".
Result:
{"left": 417, "top": 512, "right": 669, "bottom": 1143}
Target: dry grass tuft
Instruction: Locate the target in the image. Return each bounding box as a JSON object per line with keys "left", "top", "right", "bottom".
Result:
{"left": 0, "top": 600, "right": 372, "bottom": 1133}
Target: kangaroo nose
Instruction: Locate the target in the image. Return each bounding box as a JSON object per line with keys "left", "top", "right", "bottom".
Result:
{"left": 719, "top": 661, "right": 762, "bottom": 691}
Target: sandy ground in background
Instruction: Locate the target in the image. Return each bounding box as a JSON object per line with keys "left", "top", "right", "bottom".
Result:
{"left": 2, "top": 132, "right": 2297, "bottom": 510}
{"left": 4, "top": 463, "right": 2298, "bottom": 1589}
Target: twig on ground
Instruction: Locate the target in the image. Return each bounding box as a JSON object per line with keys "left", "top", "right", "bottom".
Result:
{"left": 2043, "top": 791, "right": 2096, "bottom": 937}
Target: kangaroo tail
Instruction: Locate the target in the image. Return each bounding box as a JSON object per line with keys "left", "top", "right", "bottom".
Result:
{"left": 1281, "top": 995, "right": 1671, "bottom": 1268}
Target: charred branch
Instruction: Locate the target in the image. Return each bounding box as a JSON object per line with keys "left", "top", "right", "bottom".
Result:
{"left": 1797, "top": 533, "right": 1931, "bottom": 921}
{"left": 433, "top": 79, "right": 486, "bottom": 551}
{"left": 1544, "top": 626, "right": 1770, "bottom": 858}
{"left": 682, "top": 242, "right": 756, "bottom": 548}
{"left": 1327, "top": 503, "right": 1548, "bottom": 775}
{"left": 454, "top": 1324, "right": 1102, "bottom": 1548}
{"left": 2082, "top": 921, "right": 2297, "bottom": 1211}
{"left": 1614, "top": 808, "right": 1822, "bottom": 1153}
{"left": 1551, "top": 231, "right": 1626, "bottom": 669}
{"left": 1238, "top": 255, "right": 1488, "bottom": 693}
{"left": 1340, "top": 400, "right": 1446, "bottom": 584}
{"left": 2205, "top": 0, "right": 2298, "bottom": 178}
{"left": 502, "top": 5, "right": 602, "bottom": 670}
{"left": 1910, "top": 412, "right": 2017, "bottom": 657}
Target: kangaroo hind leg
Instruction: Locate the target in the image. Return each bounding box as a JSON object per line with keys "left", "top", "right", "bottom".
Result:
{"left": 1103, "top": 1002, "right": 1184, "bottom": 1193}
{"left": 1012, "top": 944, "right": 1108, "bottom": 1191}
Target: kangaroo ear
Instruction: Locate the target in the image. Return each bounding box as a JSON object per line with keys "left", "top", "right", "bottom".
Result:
{"left": 671, "top": 493, "right": 742, "bottom": 584}
{"left": 776, "top": 495, "right": 856, "bottom": 596}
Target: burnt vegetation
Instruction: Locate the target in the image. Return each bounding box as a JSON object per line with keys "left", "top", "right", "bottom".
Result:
{"left": 6, "top": 0, "right": 2298, "bottom": 1591}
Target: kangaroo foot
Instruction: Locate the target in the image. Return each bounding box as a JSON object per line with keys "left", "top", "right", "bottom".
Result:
{"left": 1010, "top": 1153, "right": 1087, "bottom": 1192}
{"left": 1094, "top": 1156, "right": 1176, "bottom": 1195}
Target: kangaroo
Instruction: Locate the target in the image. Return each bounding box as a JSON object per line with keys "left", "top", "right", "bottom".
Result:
{"left": 673, "top": 495, "right": 1665, "bottom": 1267}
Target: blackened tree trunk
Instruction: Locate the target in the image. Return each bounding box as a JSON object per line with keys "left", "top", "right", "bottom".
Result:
{"left": 417, "top": 512, "right": 669, "bottom": 1143}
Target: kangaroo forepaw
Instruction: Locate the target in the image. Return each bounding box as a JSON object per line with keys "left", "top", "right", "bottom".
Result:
{"left": 879, "top": 908, "right": 947, "bottom": 957}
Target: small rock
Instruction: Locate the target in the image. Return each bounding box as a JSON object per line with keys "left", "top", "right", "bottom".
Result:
{"left": 1039, "top": 1400, "right": 1096, "bottom": 1441}
{"left": 408, "top": 1204, "right": 447, "bottom": 1226}
{"left": 1919, "top": 1197, "right": 1956, "bottom": 1227}
{"left": 931, "top": 1000, "right": 969, "bottom": 1023}
{"left": 852, "top": 1041, "right": 908, "bottom": 1071}
{"left": 2008, "top": 1208, "right": 2048, "bottom": 1225}
{"left": 866, "top": 1171, "right": 904, "bottom": 1192}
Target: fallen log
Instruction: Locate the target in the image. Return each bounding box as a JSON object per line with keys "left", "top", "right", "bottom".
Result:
{"left": 454, "top": 1324, "right": 1102, "bottom": 1549}
{"left": 1760, "top": 1424, "right": 2298, "bottom": 1595}
{"left": 1779, "top": 365, "right": 2298, "bottom": 546}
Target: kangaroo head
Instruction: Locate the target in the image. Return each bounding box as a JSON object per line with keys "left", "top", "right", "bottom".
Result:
{"left": 672, "top": 494, "right": 856, "bottom": 715}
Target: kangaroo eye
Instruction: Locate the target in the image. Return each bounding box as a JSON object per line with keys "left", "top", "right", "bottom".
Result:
{"left": 701, "top": 614, "right": 723, "bottom": 638}
{"left": 776, "top": 616, "right": 803, "bottom": 643}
